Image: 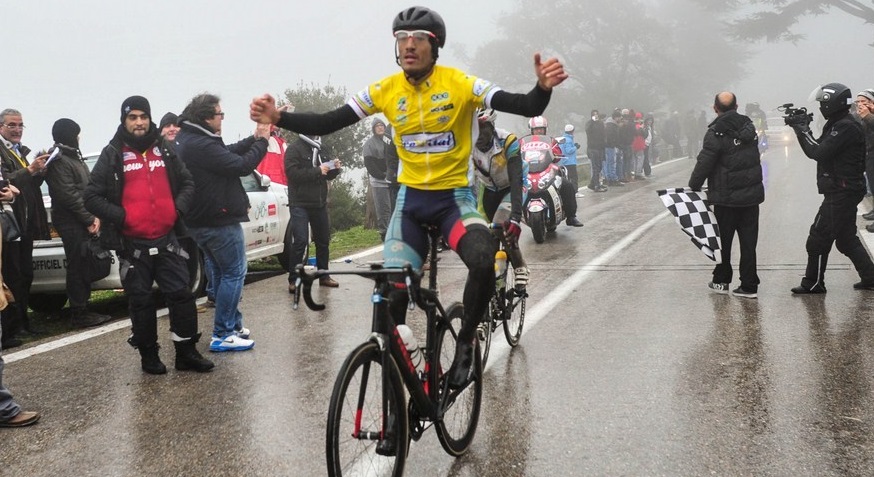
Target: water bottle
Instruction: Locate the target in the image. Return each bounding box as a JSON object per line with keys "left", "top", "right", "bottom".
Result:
{"left": 494, "top": 250, "right": 508, "bottom": 290}
{"left": 396, "top": 324, "right": 423, "bottom": 373}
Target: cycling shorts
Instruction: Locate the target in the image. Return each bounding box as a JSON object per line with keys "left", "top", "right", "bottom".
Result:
{"left": 383, "top": 185, "right": 488, "bottom": 270}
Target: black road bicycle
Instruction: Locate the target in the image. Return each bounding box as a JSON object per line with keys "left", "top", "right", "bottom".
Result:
{"left": 477, "top": 223, "right": 527, "bottom": 368}
{"left": 293, "top": 228, "right": 483, "bottom": 477}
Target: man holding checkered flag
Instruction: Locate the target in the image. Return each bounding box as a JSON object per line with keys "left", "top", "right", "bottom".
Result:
{"left": 688, "top": 92, "right": 764, "bottom": 298}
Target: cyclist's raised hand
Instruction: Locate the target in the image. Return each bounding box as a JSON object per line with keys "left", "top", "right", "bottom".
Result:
{"left": 250, "top": 94, "right": 281, "bottom": 125}
{"left": 504, "top": 219, "right": 523, "bottom": 247}
{"left": 534, "top": 53, "right": 568, "bottom": 91}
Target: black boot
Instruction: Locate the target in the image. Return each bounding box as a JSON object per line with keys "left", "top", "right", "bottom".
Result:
{"left": 71, "top": 307, "right": 111, "bottom": 329}
{"left": 139, "top": 344, "right": 167, "bottom": 375}
{"left": 846, "top": 246, "right": 874, "bottom": 288}
{"left": 174, "top": 333, "right": 215, "bottom": 372}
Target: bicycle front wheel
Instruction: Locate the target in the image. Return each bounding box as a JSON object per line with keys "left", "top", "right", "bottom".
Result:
{"left": 326, "top": 341, "right": 409, "bottom": 477}
{"left": 503, "top": 269, "right": 526, "bottom": 347}
{"left": 434, "top": 302, "right": 483, "bottom": 456}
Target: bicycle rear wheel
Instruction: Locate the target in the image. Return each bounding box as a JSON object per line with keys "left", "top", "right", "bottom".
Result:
{"left": 434, "top": 302, "right": 483, "bottom": 456}
{"left": 503, "top": 269, "right": 526, "bottom": 347}
{"left": 326, "top": 341, "right": 408, "bottom": 477}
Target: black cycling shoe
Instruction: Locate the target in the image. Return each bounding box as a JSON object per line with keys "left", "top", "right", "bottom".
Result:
{"left": 791, "top": 284, "right": 827, "bottom": 295}
{"left": 447, "top": 339, "right": 475, "bottom": 389}
{"left": 375, "top": 413, "right": 398, "bottom": 456}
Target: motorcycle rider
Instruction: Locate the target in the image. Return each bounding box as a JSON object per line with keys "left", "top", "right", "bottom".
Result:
{"left": 471, "top": 109, "right": 529, "bottom": 289}
{"left": 525, "top": 116, "right": 583, "bottom": 227}
{"left": 786, "top": 82, "right": 874, "bottom": 293}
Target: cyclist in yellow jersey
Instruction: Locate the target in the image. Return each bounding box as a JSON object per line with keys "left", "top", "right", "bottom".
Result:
{"left": 251, "top": 6, "right": 567, "bottom": 389}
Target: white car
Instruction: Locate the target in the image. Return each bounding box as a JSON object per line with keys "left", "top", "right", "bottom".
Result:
{"left": 30, "top": 154, "right": 292, "bottom": 313}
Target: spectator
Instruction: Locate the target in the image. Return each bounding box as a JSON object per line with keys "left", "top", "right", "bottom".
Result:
{"left": 559, "top": 124, "right": 582, "bottom": 197}
{"left": 855, "top": 89, "right": 874, "bottom": 227}
{"left": 631, "top": 112, "right": 647, "bottom": 180}
{"left": 0, "top": 109, "right": 50, "bottom": 349}
{"left": 0, "top": 211, "right": 40, "bottom": 427}
{"left": 643, "top": 114, "right": 656, "bottom": 176}
{"left": 175, "top": 93, "right": 269, "bottom": 353}
{"left": 285, "top": 133, "right": 341, "bottom": 293}
{"left": 603, "top": 109, "right": 623, "bottom": 187}
{"left": 618, "top": 109, "right": 635, "bottom": 182}
{"left": 84, "top": 95, "right": 214, "bottom": 374}
{"left": 44, "top": 118, "right": 111, "bottom": 328}
{"left": 584, "top": 110, "right": 607, "bottom": 192}
{"left": 255, "top": 105, "right": 292, "bottom": 186}
{"left": 689, "top": 92, "right": 764, "bottom": 298}
{"left": 363, "top": 117, "right": 392, "bottom": 240}
{"left": 159, "top": 112, "right": 181, "bottom": 144}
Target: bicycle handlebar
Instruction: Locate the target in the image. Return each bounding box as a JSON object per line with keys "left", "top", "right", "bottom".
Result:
{"left": 292, "top": 263, "right": 418, "bottom": 312}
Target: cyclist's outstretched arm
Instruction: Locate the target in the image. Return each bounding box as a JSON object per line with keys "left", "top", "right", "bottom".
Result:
{"left": 489, "top": 53, "right": 568, "bottom": 118}
{"left": 251, "top": 94, "right": 359, "bottom": 136}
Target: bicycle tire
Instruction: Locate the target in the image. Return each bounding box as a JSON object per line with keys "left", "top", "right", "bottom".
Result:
{"left": 502, "top": 268, "right": 526, "bottom": 347}
{"left": 434, "top": 302, "right": 483, "bottom": 456}
{"left": 326, "top": 341, "right": 409, "bottom": 477}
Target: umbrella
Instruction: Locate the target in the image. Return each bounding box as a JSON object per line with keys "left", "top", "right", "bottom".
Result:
{"left": 656, "top": 187, "right": 722, "bottom": 263}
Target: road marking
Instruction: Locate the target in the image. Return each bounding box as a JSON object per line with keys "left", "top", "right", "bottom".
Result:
{"left": 483, "top": 210, "right": 670, "bottom": 370}
{"left": 5, "top": 318, "right": 134, "bottom": 364}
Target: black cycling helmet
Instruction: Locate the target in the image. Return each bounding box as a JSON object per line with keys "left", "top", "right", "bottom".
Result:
{"left": 811, "top": 82, "right": 852, "bottom": 119}
{"left": 393, "top": 6, "right": 446, "bottom": 47}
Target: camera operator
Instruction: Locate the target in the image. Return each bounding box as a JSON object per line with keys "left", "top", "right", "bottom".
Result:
{"left": 786, "top": 83, "right": 874, "bottom": 294}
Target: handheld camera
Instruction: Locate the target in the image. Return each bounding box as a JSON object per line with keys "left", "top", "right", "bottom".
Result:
{"left": 778, "top": 103, "right": 814, "bottom": 128}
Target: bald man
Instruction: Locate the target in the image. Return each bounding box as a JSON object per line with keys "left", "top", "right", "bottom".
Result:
{"left": 689, "top": 92, "right": 765, "bottom": 298}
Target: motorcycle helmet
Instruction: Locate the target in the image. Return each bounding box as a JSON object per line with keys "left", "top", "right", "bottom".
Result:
{"left": 528, "top": 116, "right": 548, "bottom": 134}
{"left": 393, "top": 6, "right": 446, "bottom": 62}
{"left": 477, "top": 108, "right": 497, "bottom": 123}
{"left": 809, "top": 83, "right": 852, "bottom": 118}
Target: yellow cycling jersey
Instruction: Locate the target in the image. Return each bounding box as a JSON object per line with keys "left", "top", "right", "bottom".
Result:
{"left": 348, "top": 65, "right": 501, "bottom": 190}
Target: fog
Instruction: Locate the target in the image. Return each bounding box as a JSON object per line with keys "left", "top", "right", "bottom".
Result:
{"left": 4, "top": 0, "right": 872, "bottom": 154}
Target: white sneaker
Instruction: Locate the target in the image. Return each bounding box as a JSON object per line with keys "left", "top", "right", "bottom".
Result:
{"left": 234, "top": 327, "right": 251, "bottom": 339}
{"left": 514, "top": 267, "right": 530, "bottom": 288}
{"left": 209, "top": 335, "right": 255, "bottom": 352}
{"left": 575, "top": 193, "right": 585, "bottom": 198}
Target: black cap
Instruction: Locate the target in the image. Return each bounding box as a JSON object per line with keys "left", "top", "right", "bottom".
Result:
{"left": 52, "top": 118, "right": 81, "bottom": 149}
{"left": 159, "top": 112, "right": 178, "bottom": 130}
{"left": 121, "top": 95, "right": 151, "bottom": 122}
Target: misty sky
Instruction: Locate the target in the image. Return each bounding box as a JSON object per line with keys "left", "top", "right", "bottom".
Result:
{"left": 6, "top": 0, "right": 873, "bottom": 154}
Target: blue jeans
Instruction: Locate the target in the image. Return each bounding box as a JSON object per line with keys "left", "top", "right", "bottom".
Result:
{"left": 604, "top": 147, "right": 617, "bottom": 181}
{"left": 0, "top": 326, "right": 21, "bottom": 422}
{"left": 188, "top": 224, "right": 247, "bottom": 340}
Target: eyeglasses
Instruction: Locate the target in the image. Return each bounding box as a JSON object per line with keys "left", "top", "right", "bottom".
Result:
{"left": 3, "top": 123, "right": 24, "bottom": 130}
{"left": 214, "top": 112, "right": 225, "bottom": 119}
{"left": 393, "top": 30, "right": 436, "bottom": 42}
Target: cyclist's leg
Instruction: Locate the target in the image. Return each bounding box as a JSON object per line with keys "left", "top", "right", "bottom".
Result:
{"left": 493, "top": 190, "right": 529, "bottom": 288}
{"left": 437, "top": 187, "right": 495, "bottom": 387}
{"left": 383, "top": 186, "right": 428, "bottom": 326}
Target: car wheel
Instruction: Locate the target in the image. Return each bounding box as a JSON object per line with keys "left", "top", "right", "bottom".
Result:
{"left": 28, "top": 293, "right": 68, "bottom": 314}
{"left": 181, "top": 238, "right": 206, "bottom": 297}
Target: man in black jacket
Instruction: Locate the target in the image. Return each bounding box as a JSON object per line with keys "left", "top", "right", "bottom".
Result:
{"left": 285, "top": 133, "right": 341, "bottom": 292}
{"left": 363, "top": 118, "right": 392, "bottom": 240}
{"left": 45, "top": 118, "right": 111, "bottom": 328}
{"left": 786, "top": 83, "right": 874, "bottom": 294}
{"left": 689, "top": 92, "right": 765, "bottom": 298}
{"left": 175, "top": 93, "right": 269, "bottom": 353}
{"left": 585, "top": 110, "right": 607, "bottom": 192}
{"left": 84, "top": 95, "right": 214, "bottom": 374}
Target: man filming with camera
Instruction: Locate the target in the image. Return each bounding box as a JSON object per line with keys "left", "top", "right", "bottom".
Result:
{"left": 785, "top": 83, "right": 874, "bottom": 294}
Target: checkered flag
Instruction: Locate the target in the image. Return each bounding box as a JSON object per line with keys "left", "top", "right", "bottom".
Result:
{"left": 656, "top": 188, "right": 722, "bottom": 263}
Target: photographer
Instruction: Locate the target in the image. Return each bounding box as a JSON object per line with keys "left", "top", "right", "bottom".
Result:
{"left": 785, "top": 83, "right": 874, "bottom": 294}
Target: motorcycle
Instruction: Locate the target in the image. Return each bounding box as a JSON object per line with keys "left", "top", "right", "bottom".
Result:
{"left": 518, "top": 134, "right": 567, "bottom": 244}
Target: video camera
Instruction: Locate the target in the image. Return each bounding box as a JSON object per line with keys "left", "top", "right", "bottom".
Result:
{"left": 778, "top": 103, "right": 813, "bottom": 128}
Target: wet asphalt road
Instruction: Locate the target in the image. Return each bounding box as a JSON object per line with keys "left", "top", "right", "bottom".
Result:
{"left": 5, "top": 143, "right": 874, "bottom": 476}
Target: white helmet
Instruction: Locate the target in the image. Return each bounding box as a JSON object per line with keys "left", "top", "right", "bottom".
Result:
{"left": 528, "top": 116, "right": 548, "bottom": 133}
{"left": 564, "top": 124, "right": 574, "bottom": 133}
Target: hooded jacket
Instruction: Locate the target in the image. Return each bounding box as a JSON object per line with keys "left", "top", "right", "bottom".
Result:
{"left": 689, "top": 110, "right": 764, "bottom": 207}
{"left": 174, "top": 121, "right": 268, "bottom": 228}
{"left": 285, "top": 136, "right": 340, "bottom": 208}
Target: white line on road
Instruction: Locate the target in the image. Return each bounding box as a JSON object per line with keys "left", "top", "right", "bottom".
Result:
{"left": 482, "top": 210, "right": 670, "bottom": 370}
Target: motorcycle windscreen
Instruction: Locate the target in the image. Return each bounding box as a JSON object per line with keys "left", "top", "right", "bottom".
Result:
{"left": 522, "top": 149, "right": 552, "bottom": 173}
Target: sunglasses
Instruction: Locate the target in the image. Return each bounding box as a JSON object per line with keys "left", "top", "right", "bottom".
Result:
{"left": 393, "top": 30, "right": 436, "bottom": 42}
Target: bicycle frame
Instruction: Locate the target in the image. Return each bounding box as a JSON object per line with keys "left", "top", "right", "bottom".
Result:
{"left": 294, "top": 229, "right": 463, "bottom": 430}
